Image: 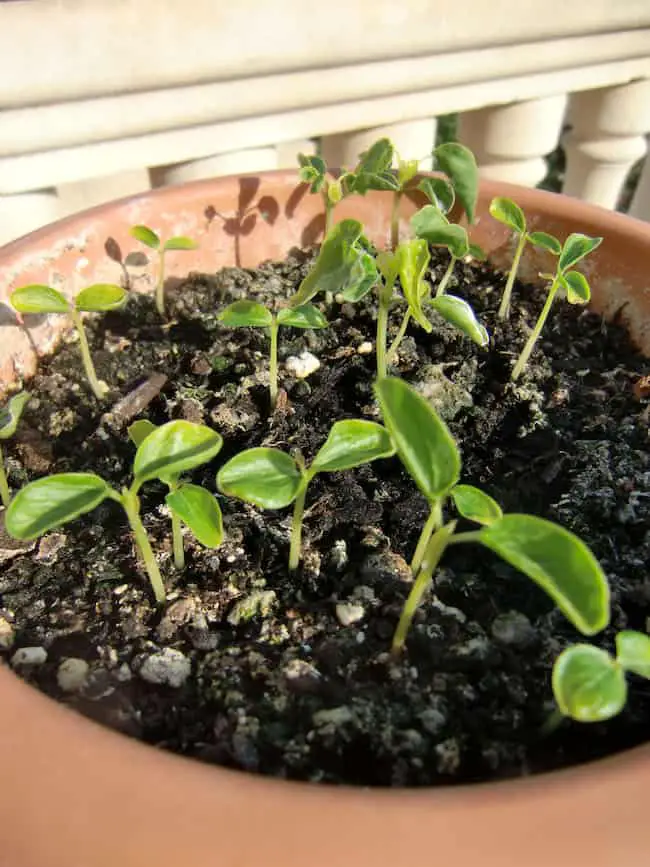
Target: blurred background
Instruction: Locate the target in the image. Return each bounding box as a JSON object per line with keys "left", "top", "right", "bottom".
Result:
{"left": 0, "top": 0, "right": 649, "bottom": 246}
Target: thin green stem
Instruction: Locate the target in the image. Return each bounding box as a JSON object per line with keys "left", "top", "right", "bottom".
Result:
{"left": 435, "top": 256, "right": 457, "bottom": 297}
{"left": 447, "top": 530, "right": 483, "bottom": 546}
{"left": 498, "top": 232, "right": 527, "bottom": 319}
{"left": 511, "top": 278, "right": 559, "bottom": 381}
{"left": 392, "top": 520, "right": 457, "bottom": 655}
{"left": 390, "top": 190, "right": 402, "bottom": 250}
{"left": 410, "top": 501, "right": 442, "bottom": 574}
{"left": 121, "top": 488, "right": 166, "bottom": 605}
{"left": 386, "top": 309, "right": 411, "bottom": 365}
{"left": 156, "top": 250, "right": 166, "bottom": 316}
{"left": 323, "top": 192, "right": 334, "bottom": 236}
{"left": 70, "top": 308, "right": 108, "bottom": 400}
{"left": 288, "top": 479, "right": 309, "bottom": 571}
{"left": 539, "top": 707, "right": 565, "bottom": 737}
{"left": 269, "top": 316, "right": 279, "bottom": 409}
{"left": 0, "top": 444, "right": 10, "bottom": 508}
{"left": 168, "top": 481, "right": 184, "bottom": 570}
{"left": 376, "top": 296, "right": 390, "bottom": 379}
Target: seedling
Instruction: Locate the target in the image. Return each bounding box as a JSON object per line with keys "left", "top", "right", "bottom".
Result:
{"left": 129, "top": 225, "right": 198, "bottom": 316}
{"left": 128, "top": 420, "right": 223, "bottom": 569}
{"left": 489, "top": 197, "right": 562, "bottom": 319}
{"left": 217, "top": 300, "right": 327, "bottom": 409}
{"left": 217, "top": 419, "right": 395, "bottom": 570}
{"left": 298, "top": 154, "right": 349, "bottom": 236}
{"left": 511, "top": 233, "right": 602, "bottom": 381}
{"left": 5, "top": 420, "right": 223, "bottom": 604}
{"left": 0, "top": 390, "right": 30, "bottom": 507}
{"left": 552, "top": 630, "right": 650, "bottom": 724}
{"left": 10, "top": 283, "right": 128, "bottom": 399}
{"left": 375, "top": 376, "right": 610, "bottom": 654}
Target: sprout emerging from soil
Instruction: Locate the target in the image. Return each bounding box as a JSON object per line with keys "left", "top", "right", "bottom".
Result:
{"left": 217, "top": 300, "right": 327, "bottom": 410}
{"left": 489, "top": 197, "right": 562, "bottom": 319}
{"left": 217, "top": 419, "right": 395, "bottom": 570}
{"left": 129, "top": 225, "right": 198, "bottom": 317}
{"left": 5, "top": 421, "right": 223, "bottom": 604}
{"left": 552, "top": 630, "right": 650, "bottom": 724}
{"left": 0, "top": 391, "right": 30, "bottom": 508}
{"left": 511, "top": 233, "right": 603, "bottom": 381}
{"left": 375, "top": 376, "right": 610, "bottom": 655}
{"left": 10, "top": 283, "right": 128, "bottom": 400}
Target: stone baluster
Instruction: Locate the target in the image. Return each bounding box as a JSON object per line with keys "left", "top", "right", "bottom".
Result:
{"left": 628, "top": 141, "right": 650, "bottom": 222}
{"left": 0, "top": 189, "right": 61, "bottom": 247}
{"left": 150, "top": 147, "right": 280, "bottom": 187}
{"left": 562, "top": 79, "right": 650, "bottom": 210}
{"left": 458, "top": 96, "right": 568, "bottom": 187}
{"left": 320, "top": 120, "right": 437, "bottom": 169}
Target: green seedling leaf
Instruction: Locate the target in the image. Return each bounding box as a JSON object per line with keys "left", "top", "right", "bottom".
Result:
{"left": 11, "top": 284, "right": 69, "bottom": 314}
{"left": 218, "top": 300, "right": 273, "bottom": 328}
{"left": 217, "top": 447, "right": 302, "bottom": 509}
{"left": 298, "top": 153, "right": 327, "bottom": 192}
{"left": 429, "top": 295, "right": 489, "bottom": 347}
{"left": 434, "top": 142, "right": 479, "bottom": 224}
{"left": 489, "top": 197, "right": 526, "bottom": 234}
{"left": 5, "top": 473, "right": 111, "bottom": 540}
{"left": 163, "top": 236, "right": 199, "bottom": 252}
{"left": 559, "top": 233, "right": 603, "bottom": 273}
{"left": 340, "top": 250, "right": 379, "bottom": 302}
{"left": 411, "top": 207, "right": 469, "bottom": 258}
{"left": 468, "top": 242, "right": 487, "bottom": 261}
{"left": 397, "top": 239, "right": 432, "bottom": 332}
{"left": 130, "top": 225, "right": 160, "bottom": 249}
{"left": 277, "top": 304, "right": 328, "bottom": 329}
{"left": 527, "top": 231, "right": 562, "bottom": 255}
{"left": 134, "top": 420, "right": 223, "bottom": 484}
{"left": 75, "top": 283, "right": 128, "bottom": 313}
{"left": 327, "top": 179, "right": 344, "bottom": 204}
{"left": 166, "top": 483, "right": 223, "bottom": 548}
{"left": 352, "top": 170, "right": 400, "bottom": 194}
{"left": 0, "top": 391, "right": 30, "bottom": 440}
{"left": 127, "top": 419, "right": 158, "bottom": 448}
{"left": 310, "top": 420, "right": 395, "bottom": 474}
{"left": 356, "top": 138, "right": 394, "bottom": 174}
{"left": 291, "top": 219, "right": 365, "bottom": 307}
{"left": 376, "top": 250, "right": 399, "bottom": 286}
{"left": 417, "top": 178, "right": 455, "bottom": 213}
{"left": 375, "top": 377, "right": 460, "bottom": 502}
{"left": 398, "top": 159, "right": 419, "bottom": 187}
{"left": 479, "top": 514, "right": 610, "bottom": 635}
{"left": 559, "top": 270, "right": 591, "bottom": 305}
{"left": 552, "top": 645, "right": 626, "bottom": 722}
{"left": 451, "top": 485, "right": 503, "bottom": 526}
{"left": 615, "top": 630, "right": 650, "bottom": 679}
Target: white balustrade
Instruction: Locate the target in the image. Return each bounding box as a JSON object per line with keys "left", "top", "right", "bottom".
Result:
{"left": 629, "top": 137, "right": 650, "bottom": 221}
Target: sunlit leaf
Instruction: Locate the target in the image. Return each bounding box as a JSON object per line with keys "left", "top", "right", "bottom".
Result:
{"left": 434, "top": 142, "right": 479, "bottom": 224}
{"left": 479, "top": 514, "right": 610, "bottom": 635}
{"left": 552, "top": 644, "right": 626, "bottom": 722}
{"left": 340, "top": 250, "right": 379, "bottom": 302}
{"left": 277, "top": 304, "right": 328, "bottom": 329}
{"left": 355, "top": 138, "right": 395, "bottom": 174}
{"left": 417, "top": 178, "right": 455, "bottom": 213}
{"left": 559, "top": 270, "right": 591, "bottom": 305}
{"left": 615, "top": 630, "right": 650, "bottom": 679}
{"left": 127, "top": 419, "right": 158, "bottom": 448}
{"left": 0, "top": 391, "right": 30, "bottom": 441}
{"left": 375, "top": 377, "right": 460, "bottom": 503}
{"left": 397, "top": 239, "right": 432, "bottom": 332}
{"left": 398, "top": 159, "right": 419, "bottom": 187}
{"left": 558, "top": 233, "right": 603, "bottom": 273}
{"left": 75, "top": 284, "right": 128, "bottom": 313}
{"left": 218, "top": 300, "right": 273, "bottom": 328}
{"left": 217, "top": 447, "right": 302, "bottom": 509}
{"left": 451, "top": 485, "right": 502, "bottom": 525}
{"left": 11, "top": 284, "right": 69, "bottom": 314}
{"left": 429, "top": 294, "right": 489, "bottom": 347}
{"left": 166, "top": 483, "right": 223, "bottom": 548}
{"left": 134, "top": 420, "right": 223, "bottom": 485}
{"left": 310, "top": 420, "right": 395, "bottom": 474}
{"left": 129, "top": 225, "right": 160, "bottom": 250}
{"left": 411, "top": 206, "right": 469, "bottom": 258}
{"left": 489, "top": 197, "right": 526, "bottom": 234}
{"left": 527, "top": 231, "right": 561, "bottom": 255}
{"left": 163, "top": 236, "right": 199, "bottom": 252}
{"left": 290, "top": 219, "right": 366, "bottom": 307}
{"left": 5, "top": 473, "right": 111, "bottom": 540}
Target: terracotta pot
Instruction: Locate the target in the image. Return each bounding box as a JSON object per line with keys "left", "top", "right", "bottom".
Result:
{"left": 0, "top": 172, "right": 649, "bottom": 867}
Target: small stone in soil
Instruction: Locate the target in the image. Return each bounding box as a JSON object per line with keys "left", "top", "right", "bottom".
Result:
{"left": 139, "top": 648, "right": 191, "bottom": 688}
{"left": 227, "top": 590, "right": 277, "bottom": 626}
{"left": 11, "top": 646, "right": 47, "bottom": 668}
{"left": 491, "top": 611, "right": 536, "bottom": 647}
{"left": 329, "top": 539, "right": 348, "bottom": 570}
{"left": 284, "top": 351, "right": 321, "bottom": 379}
{"left": 57, "top": 658, "right": 89, "bottom": 693}
{"left": 335, "top": 602, "right": 365, "bottom": 627}
{"left": 357, "top": 341, "right": 373, "bottom": 355}
{"left": 0, "top": 615, "right": 15, "bottom": 650}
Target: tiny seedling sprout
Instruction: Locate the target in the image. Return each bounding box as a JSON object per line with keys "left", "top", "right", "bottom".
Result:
{"left": 489, "top": 197, "right": 563, "bottom": 319}
{"left": 129, "top": 225, "right": 198, "bottom": 317}
{"left": 11, "top": 283, "right": 128, "bottom": 399}
{"left": 5, "top": 421, "right": 223, "bottom": 604}
{"left": 297, "top": 154, "right": 349, "bottom": 236}
{"left": 0, "top": 390, "right": 30, "bottom": 508}
{"left": 375, "top": 376, "right": 610, "bottom": 655}
{"left": 511, "top": 233, "right": 602, "bottom": 381}
{"left": 217, "top": 300, "right": 327, "bottom": 409}
{"left": 217, "top": 419, "right": 395, "bottom": 570}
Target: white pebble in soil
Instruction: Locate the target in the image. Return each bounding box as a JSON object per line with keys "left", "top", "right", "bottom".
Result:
{"left": 139, "top": 648, "right": 191, "bottom": 688}
{"left": 11, "top": 646, "right": 47, "bottom": 668}
{"left": 284, "top": 351, "right": 321, "bottom": 379}
{"left": 335, "top": 602, "right": 365, "bottom": 627}
{"left": 57, "top": 658, "right": 89, "bottom": 693}
{"left": 356, "top": 341, "right": 373, "bottom": 355}
{"left": 0, "top": 616, "right": 15, "bottom": 650}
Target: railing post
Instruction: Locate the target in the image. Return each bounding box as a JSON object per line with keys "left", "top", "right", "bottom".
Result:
{"left": 150, "top": 148, "right": 280, "bottom": 187}
{"left": 458, "top": 96, "right": 567, "bottom": 187}
{"left": 0, "top": 190, "right": 61, "bottom": 247}
{"left": 628, "top": 138, "right": 650, "bottom": 221}
{"left": 320, "top": 120, "right": 437, "bottom": 169}
{"left": 562, "top": 79, "right": 650, "bottom": 209}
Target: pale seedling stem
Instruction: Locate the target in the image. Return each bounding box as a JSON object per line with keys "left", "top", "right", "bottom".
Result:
{"left": 511, "top": 277, "right": 559, "bottom": 381}
{"left": 410, "top": 500, "right": 442, "bottom": 574}
{"left": 499, "top": 232, "right": 527, "bottom": 319}
{"left": 70, "top": 307, "right": 108, "bottom": 399}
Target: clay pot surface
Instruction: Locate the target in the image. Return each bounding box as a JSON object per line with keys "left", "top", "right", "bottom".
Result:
{"left": 0, "top": 172, "right": 649, "bottom": 867}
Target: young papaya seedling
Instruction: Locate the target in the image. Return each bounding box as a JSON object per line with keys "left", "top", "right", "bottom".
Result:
{"left": 10, "top": 283, "right": 128, "bottom": 399}
{"left": 128, "top": 420, "right": 223, "bottom": 570}
{"left": 129, "top": 224, "right": 198, "bottom": 317}
{"left": 552, "top": 630, "right": 650, "bottom": 724}
{"left": 217, "top": 419, "right": 395, "bottom": 571}
{"left": 511, "top": 232, "right": 603, "bottom": 381}
{"left": 298, "top": 154, "right": 354, "bottom": 236}
{"left": 0, "top": 390, "right": 30, "bottom": 508}
{"left": 375, "top": 376, "right": 610, "bottom": 655}
{"left": 5, "top": 420, "right": 223, "bottom": 604}
{"left": 217, "top": 300, "right": 327, "bottom": 409}
{"left": 489, "top": 197, "right": 562, "bottom": 319}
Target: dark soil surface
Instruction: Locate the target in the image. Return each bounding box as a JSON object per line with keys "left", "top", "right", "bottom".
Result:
{"left": 1, "top": 247, "right": 649, "bottom": 787}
